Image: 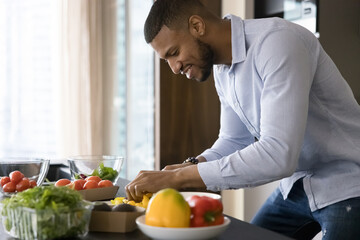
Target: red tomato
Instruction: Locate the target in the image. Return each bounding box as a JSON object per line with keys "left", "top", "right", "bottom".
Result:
{"left": 3, "top": 182, "right": 16, "bottom": 192}
{"left": 74, "top": 179, "right": 86, "bottom": 189}
{"left": 1, "top": 176, "right": 11, "bottom": 187}
{"left": 83, "top": 180, "right": 98, "bottom": 189}
{"left": 29, "top": 180, "right": 37, "bottom": 188}
{"left": 98, "top": 180, "right": 113, "bottom": 188}
{"left": 9, "top": 170, "right": 24, "bottom": 184}
{"left": 55, "top": 179, "right": 71, "bottom": 187}
{"left": 16, "top": 178, "right": 30, "bottom": 192}
{"left": 66, "top": 181, "right": 83, "bottom": 191}
{"left": 85, "top": 176, "right": 102, "bottom": 183}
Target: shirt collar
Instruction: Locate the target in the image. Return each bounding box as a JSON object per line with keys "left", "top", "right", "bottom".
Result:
{"left": 215, "top": 14, "right": 247, "bottom": 72}
{"left": 224, "top": 14, "right": 246, "bottom": 65}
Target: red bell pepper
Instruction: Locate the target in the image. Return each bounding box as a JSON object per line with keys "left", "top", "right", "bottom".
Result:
{"left": 186, "top": 195, "right": 225, "bottom": 227}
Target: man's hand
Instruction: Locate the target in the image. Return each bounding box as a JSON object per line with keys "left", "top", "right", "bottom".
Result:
{"left": 125, "top": 164, "right": 206, "bottom": 202}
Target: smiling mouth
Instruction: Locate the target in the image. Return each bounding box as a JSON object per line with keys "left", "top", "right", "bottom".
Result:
{"left": 181, "top": 65, "right": 193, "bottom": 79}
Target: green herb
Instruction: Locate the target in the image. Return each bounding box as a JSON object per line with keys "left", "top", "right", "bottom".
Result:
{"left": 93, "top": 163, "right": 118, "bottom": 181}
{"left": 1, "top": 185, "right": 93, "bottom": 240}
{"left": 75, "top": 163, "right": 118, "bottom": 182}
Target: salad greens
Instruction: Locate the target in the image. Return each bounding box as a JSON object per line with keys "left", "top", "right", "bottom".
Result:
{"left": 1, "top": 185, "right": 93, "bottom": 240}
{"left": 75, "top": 162, "right": 118, "bottom": 182}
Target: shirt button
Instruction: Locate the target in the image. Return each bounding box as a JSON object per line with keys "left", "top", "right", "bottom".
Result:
{"left": 229, "top": 73, "right": 234, "bottom": 78}
{"left": 234, "top": 102, "right": 239, "bottom": 108}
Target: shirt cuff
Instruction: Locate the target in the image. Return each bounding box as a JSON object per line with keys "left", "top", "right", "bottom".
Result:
{"left": 197, "top": 160, "right": 228, "bottom": 192}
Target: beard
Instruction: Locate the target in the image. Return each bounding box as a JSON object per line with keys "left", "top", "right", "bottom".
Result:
{"left": 196, "top": 38, "right": 214, "bottom": 82}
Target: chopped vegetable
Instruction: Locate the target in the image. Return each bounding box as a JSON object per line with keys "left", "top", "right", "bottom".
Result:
{"left": 111, "top": 193, "right": 153, "bottom": 209}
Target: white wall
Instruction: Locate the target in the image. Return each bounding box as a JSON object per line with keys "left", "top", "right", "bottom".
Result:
{"left": 221, "top": 0, "right": 254, "bottom": 18}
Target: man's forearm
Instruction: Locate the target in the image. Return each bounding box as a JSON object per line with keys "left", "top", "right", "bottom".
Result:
{"left": 174, "top": 164, "right": 206, "bottom": 189}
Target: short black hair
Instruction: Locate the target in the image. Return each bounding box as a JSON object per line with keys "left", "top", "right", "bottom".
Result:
{"left": 144, "top": 0, "right": 205, "bottom": 43}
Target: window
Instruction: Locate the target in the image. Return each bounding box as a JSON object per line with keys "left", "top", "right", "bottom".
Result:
{"left": 0, "top": 0, "right": 58, "bottom": 157}
{"left": 116, "top": 0, "right": 155, "bottom": 179}
{"left": 0, "top": 0, "right": 154, "bottom": 180}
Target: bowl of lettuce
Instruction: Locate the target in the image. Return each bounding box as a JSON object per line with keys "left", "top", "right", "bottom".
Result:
{"left": 68, "top": 155, "right": 123, "bottom": 183}
{"left": 0, "top": 185, "right": 93, "bottom": 240}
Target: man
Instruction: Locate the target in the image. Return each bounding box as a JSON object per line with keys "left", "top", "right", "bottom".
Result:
{"left": 126, "top": 0, "right": 360, "bottom": 239}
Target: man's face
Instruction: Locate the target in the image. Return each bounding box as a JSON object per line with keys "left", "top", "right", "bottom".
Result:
{"left": 150, "top": 25, "right": 214, "bottom": 82}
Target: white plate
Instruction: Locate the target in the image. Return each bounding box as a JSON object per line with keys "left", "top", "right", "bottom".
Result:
{"left": 180, "top": 191, "right": 221, "bottom": 201}
{"left": 136, "top": 215, "right": 230, "bottom": 240}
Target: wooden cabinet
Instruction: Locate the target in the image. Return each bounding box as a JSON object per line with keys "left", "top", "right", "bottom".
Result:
{"left": 155, "top": 0, "right": 221, "bottom": 169}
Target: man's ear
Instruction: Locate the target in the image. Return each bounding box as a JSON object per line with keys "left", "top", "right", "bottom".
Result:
{"left": 188, "top": 15, "right": 205, "bottom": 37}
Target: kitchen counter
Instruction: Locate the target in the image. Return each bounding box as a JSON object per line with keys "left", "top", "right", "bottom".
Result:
{"left": 0, "top": 214, "right": 293, "bottom": 240}
{"left": 87, "top": 215, "right": 293, "bottom": 240}
{"left": 0, "top": 177, "right": 293, "bottom": 239}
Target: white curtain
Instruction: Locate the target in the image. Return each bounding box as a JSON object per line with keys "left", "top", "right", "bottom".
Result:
{"left": 57, "top": 0, "right": 117, "bottom": 156}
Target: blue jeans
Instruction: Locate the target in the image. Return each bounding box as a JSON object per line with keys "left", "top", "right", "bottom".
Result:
{"left": 251, "top": 179, "right": 360, "bottom": 240}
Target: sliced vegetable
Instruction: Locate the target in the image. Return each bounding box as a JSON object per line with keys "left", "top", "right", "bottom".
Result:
{"left": 111, "top": 193, "right": 152, "bottom": 209}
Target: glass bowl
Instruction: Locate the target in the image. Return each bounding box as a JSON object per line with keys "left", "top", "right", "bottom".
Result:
{"left": 0, "top": 158, "right": 50, "bottom": 196}
{"left": 68, "top": 155, "right": 123, "bottom": 183}
{"left": 0, "top": 202, "right": 93, "bottom": 240}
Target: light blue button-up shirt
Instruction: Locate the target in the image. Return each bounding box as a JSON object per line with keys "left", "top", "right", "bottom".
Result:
{"left": 197, "top": 15, "right": 360, "bottom": 211}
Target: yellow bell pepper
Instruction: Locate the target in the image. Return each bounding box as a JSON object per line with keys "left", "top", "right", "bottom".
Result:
{"left": 145, "top": 188, "right": 191, "bottom": 228}
{"left": 111, "top": 193, "right": 153, "bottom": 209}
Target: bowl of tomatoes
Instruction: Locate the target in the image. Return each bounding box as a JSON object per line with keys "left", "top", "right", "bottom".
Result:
{"left": 54, "top": 176, "right": 119, "bottom": 201}
{"left": 67, "top": 155, "right": 123, "bottom": 184}
{"left": 0, "top": 158, "right": 50, "bottom": 196}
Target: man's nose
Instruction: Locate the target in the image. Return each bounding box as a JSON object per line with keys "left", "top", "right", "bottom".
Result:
{"left": 167, "top": 59, "right": 182, "bottom": 75}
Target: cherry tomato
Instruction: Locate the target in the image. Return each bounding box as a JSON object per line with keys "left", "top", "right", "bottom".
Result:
{"left": 86, "top": 176, "right": 102, "bottom": 183}
{"left": 29, "top": 180, "right": 37, "bottom": 188}
{"left": 9, "top": 170, "right": 24, "bottom": 184}
{"left": 83, "top": 180, "right": 98, "bottom": 189}
{"left": 66, "top": 180, "right": 83, "bottom": 191}
{"left": 3, "top": 182, "right": 16, "bottom": 192}
{"left": 74, "top": 179, "right": 86, "bottom": 189}
{"left": 55, "top": 178, "right": 71, "bottom": 187}
{"left": 98, "top": 180, "right": 113, "bottom": 188}
{"left": 1, "top": 176, "right": 11, "bottom": 187}
{"left": 16, "top": 178, "right": 30, "bottom": 192}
